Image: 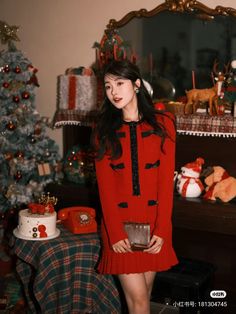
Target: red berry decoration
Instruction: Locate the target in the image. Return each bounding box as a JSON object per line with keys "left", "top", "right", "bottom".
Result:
{"left": 3, "top": 82, "right": 10, "bottom": 88}
{"left": 14, "top": 66, "right": 21, "bottom": 73}
{"left": 13, "top": 95, "right": 20, "bottom": 103}
{"left": 22, "top": 91, "right": 30, "bottom": 99}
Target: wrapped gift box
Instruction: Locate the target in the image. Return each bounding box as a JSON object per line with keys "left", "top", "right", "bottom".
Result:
{"left": 53, "top": 73, "right": 98, "bottom": 127}
{"left": 58, "top": 74, "right": 97, "bottom": 111}
{"left": 38, "top": 163, "right": 51, "bottom": 176}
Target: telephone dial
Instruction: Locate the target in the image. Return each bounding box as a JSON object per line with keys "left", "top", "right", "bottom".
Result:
{"left": 58, "top": 206, "right": 97, "bottom": 234}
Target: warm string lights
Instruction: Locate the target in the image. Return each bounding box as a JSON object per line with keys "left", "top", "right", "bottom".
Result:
{"left": 64, "top": 146, "right": 96, "bottom": 185}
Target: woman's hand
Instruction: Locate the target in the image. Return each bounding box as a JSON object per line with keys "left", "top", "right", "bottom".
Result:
{"left": 112, "top": 239, "right": 132, "bottom": 253}
{"left": 144, "top": 235, "right": 164, "bottom": 254}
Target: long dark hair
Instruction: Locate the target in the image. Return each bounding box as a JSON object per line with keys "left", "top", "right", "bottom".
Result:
{"left": 92, "top": 59, "right": 172, "bottom": 160}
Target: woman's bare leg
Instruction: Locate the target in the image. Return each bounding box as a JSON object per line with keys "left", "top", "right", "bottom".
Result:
{"left": 144, "top": 271, "right": 156, "bottom": 298}
{"left": 118, "top": 273, "right": 150, "bottom": 314}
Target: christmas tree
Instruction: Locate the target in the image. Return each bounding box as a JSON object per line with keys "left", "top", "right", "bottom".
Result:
{"left": 0, "top": 21, "right": 62, "bottom": 215}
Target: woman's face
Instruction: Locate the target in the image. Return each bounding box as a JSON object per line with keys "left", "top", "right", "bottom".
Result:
{"left": 104, "top": 74, "right": 140, "bottom": 111}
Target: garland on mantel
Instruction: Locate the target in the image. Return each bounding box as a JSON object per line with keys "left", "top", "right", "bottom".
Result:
{"left": 176, "top": 114, "right": 236, "bottom": 137}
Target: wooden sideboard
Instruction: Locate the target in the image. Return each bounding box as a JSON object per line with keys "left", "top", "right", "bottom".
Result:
{"left": 173, "top": 133, "right": 236, "bottom": 311}
{"left": 174, "top": 133, "right": 236, "bottom": 235}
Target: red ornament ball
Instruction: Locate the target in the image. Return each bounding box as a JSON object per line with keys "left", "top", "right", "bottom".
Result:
{"left": 29, "top": 135, "right": 36, "bottom": 143}
{"left": 13, "top": 95, "right": 20, "bottom": 103}
{"left": 3, "top": 82, "right": 10, "bottom": 88}
{"left": 155, "top": 102, "right": 166, "bottom": 111}
{"left": 22, "top": 91, "right": 30, "bottom": 99}
{"left": 14, "top": 66, "right": 21, "bottom": 73}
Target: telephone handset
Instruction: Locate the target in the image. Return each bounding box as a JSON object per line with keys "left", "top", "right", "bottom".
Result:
{"left": 58, "top": 206, "right": 97, "bottom": 234}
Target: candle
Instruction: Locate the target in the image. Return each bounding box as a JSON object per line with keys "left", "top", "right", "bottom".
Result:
{"left": 149, "top": 53, "right": 153, "bottom": 77}
{"left": 130, "top": 50, "right": 137, "bottom": 64}
{"left": 192, "top": 70, "right": 195, "bottom": 89}
{"left": 121, "top": 47, "right": 126, "bottom": 60}
{"left": 113, "top": 44, "right": 118, "bottom": 60}
{"left": 234, "top": 101, "right": 236, "bottom": 118}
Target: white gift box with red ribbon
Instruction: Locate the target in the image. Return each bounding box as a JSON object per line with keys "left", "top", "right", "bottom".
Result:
{"left": 58, "top": 75, "right": 97, "bottom": 111}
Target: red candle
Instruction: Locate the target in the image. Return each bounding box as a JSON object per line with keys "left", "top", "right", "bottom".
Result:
{"left": 192, "top": 70, "right": 195, "bottom": 89}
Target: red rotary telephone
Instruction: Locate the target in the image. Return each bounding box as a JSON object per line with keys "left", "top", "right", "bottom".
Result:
{"left": 58, "top": 206, "right": 97, "bottom": 234}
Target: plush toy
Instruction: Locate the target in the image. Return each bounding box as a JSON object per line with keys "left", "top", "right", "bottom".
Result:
{"left": 176, "top": 157, "right": 205, "bottom": 198}
{"left": 203, "top": 166, "right": 236, "bottom": 202}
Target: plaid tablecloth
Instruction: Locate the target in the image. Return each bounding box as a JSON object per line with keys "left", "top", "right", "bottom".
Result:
{"left": 12, "top": 226, "right": 121, "bottom": 314}
{"left": 176, "top": 114, "right": 236, "bottom": 137}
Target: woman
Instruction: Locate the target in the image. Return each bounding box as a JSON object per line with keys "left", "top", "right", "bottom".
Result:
{"left": 93, "top": 60, "right": 178, "bottom": 314}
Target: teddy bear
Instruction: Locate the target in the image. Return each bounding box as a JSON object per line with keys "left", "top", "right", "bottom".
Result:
{"left": 203, "top": 166, "right": 236, "bottom": 202}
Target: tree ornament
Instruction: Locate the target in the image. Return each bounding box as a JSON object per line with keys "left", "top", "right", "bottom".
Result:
{"left": 15, "top": 151, "right": 24, "bottom": 159}
{"left": 13, "top": 95, "right": 20, "bottom": 103}
{"left": 14, "top": 170, "right": 22, "bottom": 181}
{"left": 4, "top": 152, "right": 14, "bottom": 161}
{"left": 3, "top": 65, "right": 10, "bottom": 73}
{"left": 34, "top": 122, "right": 42, "bottom": 135}
{"left": 29, "top": 134, "right": 36, "bottom": 143}
{"left": 6, "top": 121, "right": 17, "bottom": 131}
{"left": 27, "top": 64, "right": 40, "bottom": 87}
{"left": 14, "top": 65, "right": 21, "bottom": 73}
{"left": 21, "top": 91, "right": 30, "bottom": 99}
{"left": 45, "top": 149, "right": 51, "bottom": 157}
{"left": 2, "top": 82, "right": 10, "bottom": 88}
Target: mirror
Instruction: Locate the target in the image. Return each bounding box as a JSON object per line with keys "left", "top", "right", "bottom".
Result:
{"left": 105, "top": 0, "right": 236, "bottom": 101}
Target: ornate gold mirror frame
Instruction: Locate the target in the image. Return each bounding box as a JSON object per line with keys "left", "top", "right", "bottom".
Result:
{"left": 102, "top": 0, "right": 236, "bottom": 134}
{"left": 106, "top": 0, "right": 236, "bottom": 31}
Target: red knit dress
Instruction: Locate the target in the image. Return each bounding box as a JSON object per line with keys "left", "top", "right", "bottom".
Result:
{"left": 95, "top": 111, "right": 178, "bottom": 274}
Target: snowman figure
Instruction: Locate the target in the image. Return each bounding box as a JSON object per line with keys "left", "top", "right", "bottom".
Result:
{"left": 176, "top": 157, "right": 205, "bottom": 198}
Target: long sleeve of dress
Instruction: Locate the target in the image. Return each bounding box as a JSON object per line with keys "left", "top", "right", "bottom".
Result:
{"left": 95, "top": 155, "right": 127, "bottom": 246}
{"left": 153, "top": 113, "right": 176, "bottom": 242}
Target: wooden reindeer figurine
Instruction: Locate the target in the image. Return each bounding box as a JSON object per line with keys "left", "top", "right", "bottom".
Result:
{"left": 184, "top": 61, "right": 230, "bottom": 115}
